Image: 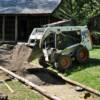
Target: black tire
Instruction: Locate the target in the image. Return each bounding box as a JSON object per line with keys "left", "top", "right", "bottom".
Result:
{"left": 56, "top": 55, "right": 72, "bottom": 72}
{"left": 75, "top": 46, "right": 89, "bottom": 63}
{"left": 39, "top": 55, "right": 48, "bottom": 68}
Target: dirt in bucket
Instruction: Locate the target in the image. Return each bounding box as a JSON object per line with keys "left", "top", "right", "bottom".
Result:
{"left": 10, "top": 43, "right": 33, "bottom": 72}
{"left": 0, "top": 43, "right": 33, "bottom": 72}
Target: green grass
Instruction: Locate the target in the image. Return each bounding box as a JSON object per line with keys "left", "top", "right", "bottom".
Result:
{"left": 0, "top": 80, "right": 44, "bottom": 100}
{"left": 64, "top": 45, "right": 100, "bottom": 91}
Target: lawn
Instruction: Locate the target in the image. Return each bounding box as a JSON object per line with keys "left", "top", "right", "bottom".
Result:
{"left": 64, "top": 45, "right": 100, "bottom": 91}
{"left": 0, "top": 80, "right": 44, "bottom": 100}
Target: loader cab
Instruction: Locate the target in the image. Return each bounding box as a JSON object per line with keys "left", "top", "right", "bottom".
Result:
{"left": 39, "top": 26, "right": 92, "bottom": 71}
{"left": 42, "top": 30, "right": 81, "bottom": 50}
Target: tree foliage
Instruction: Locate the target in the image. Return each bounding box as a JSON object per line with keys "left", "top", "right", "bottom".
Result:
{"left": 53, "top": 0, "right": 100, "bottom": 25}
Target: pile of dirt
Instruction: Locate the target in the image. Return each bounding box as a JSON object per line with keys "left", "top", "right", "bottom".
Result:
{"left": 0, "top": 43, "right": 33, "bottom": 73}
{"left": 10, "top": 43, "right": 33, "bottom": 72}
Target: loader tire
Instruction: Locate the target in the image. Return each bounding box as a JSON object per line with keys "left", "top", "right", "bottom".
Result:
{"left": 75, "top": 46, "right": 89, "bottom": 63}
{"left": 57, "top": 55, "right": 72, "bottom": 72}
{"left": 39, "top": 55, "right": 48, "bottom": 68}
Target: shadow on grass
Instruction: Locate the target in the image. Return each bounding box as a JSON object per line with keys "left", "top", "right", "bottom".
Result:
{"left": 65, "top": 58, "right": 100, "bottom": 76}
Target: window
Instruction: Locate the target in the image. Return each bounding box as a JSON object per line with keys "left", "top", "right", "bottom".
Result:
{"left": 56, "top": 31, "right": 81, "bottom": 50}
{"left": 5, "top": 16, "right": 15, "bottom": 41}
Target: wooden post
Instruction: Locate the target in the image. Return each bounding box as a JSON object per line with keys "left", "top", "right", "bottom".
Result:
{"left": 2, "top": 16, "right": 5, "bottom": 42}
{"left": 15, "top": 16, "right": 18, "bottom": 42}
{"left": 0, "top": 66, "right": 61, "bottom": 100}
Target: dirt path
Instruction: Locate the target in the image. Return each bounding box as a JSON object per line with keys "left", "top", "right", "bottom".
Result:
{"left": 41, "top": 84, "right": 84, "bottom": 100}
{"left": 41, "top": 84, "right": 99, "bottom": 100}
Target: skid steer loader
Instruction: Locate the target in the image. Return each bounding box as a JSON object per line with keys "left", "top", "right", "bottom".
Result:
{"left": 28, "top": 21, "right": 92, "bottom": 72}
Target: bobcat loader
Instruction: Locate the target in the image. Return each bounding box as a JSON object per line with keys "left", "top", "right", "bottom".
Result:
{"left": 28, "top": 21, "right": 92, "bottom": 71}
